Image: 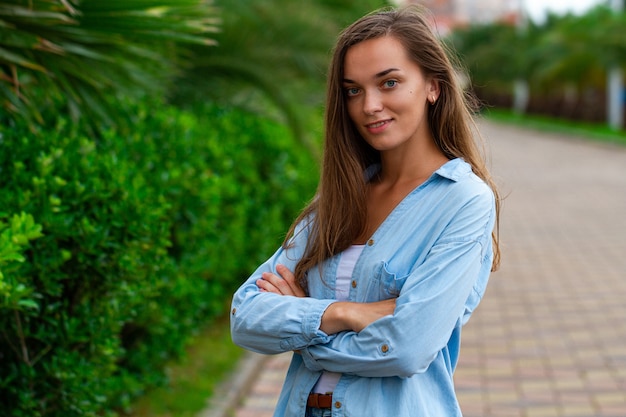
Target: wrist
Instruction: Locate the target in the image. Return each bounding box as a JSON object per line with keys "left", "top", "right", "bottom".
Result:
{"left": 320, "top": 302, "right": 352, "bottom": 335}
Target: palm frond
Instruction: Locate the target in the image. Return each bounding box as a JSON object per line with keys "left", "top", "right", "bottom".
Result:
{"left": 0, "top": 0, "right": 220, "bottom": 131}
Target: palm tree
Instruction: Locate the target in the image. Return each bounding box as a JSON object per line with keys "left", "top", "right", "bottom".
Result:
{"left": 451, "top": 5, "right": 626, "bottom": 123}
{"left": 536, "top": 6, "right": 626, "bottom": 86}
{"left": 0, "top": 0, "right": 219, "bottom": 131}
{"left": 449, "top": 20, "right": 545, "bottom": 107}
{"left": 527, "top": 6, "right": 626, "bottom": 121}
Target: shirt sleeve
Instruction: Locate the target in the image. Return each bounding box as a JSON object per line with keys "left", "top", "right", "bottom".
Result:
{"left": 230, "top": 221, "right": 336, "bottom": 355}
{"left": 299, "top": 190, "right": 496, "bottom": 377}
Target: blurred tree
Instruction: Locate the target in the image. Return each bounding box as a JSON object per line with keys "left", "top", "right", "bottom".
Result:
{"left": 0, "top": 0, "right": 219, "bottom": 132}
{"left": 450, "top": 5, "right": 626, "bottom": 123}
{"left": 535, "top": 6, "right": 626, "bottom": 89}
{"left": 450, "top": 23, "right": 520, "bottom": 92}
{"left": 450, "top": 20, "right": 544, "bottom": 101}
{"left": 527, "top": 7, "right": 626, "bottom": 120}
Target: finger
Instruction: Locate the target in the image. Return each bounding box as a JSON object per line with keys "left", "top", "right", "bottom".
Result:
{"left": 260, "top": 271, "right": 296, "bottom": 296}
{"left": 256, "top": 278, "right": 281, "bottom": 294}
{"left": 276, "top": 264, "right": 306, "bottom": 297}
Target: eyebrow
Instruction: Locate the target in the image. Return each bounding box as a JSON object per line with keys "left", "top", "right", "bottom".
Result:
{"left": 342, "top": 68, "right": 400, "bottom": 84}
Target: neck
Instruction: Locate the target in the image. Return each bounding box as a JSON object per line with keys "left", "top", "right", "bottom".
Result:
{"left": 378, "top": 136, "right": 448, "bottom": 185}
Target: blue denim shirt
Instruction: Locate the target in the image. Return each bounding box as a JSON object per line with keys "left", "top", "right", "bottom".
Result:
{"left": 231, "top": 158, "right": 496, "bottom": 417}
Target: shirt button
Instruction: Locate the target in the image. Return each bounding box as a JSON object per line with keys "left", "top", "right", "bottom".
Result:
{"left": 351, "top": 280, "right": 357, "bottom": 288}
{"left": 231, "top": 308, "right": 237, "bottom": 315}
{"left": 381, "top": 344, "right": 389, "bottom": 353}
{"left": 334, "top": 401, "right": 342, "bottom": 408}
{"left": 367, "top": 239, "right": 375, "bottom": 246}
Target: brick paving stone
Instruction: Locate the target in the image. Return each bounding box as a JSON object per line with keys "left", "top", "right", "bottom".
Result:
{"left": 454, "top": 121, "right": 626, "bottom": 417}
{"left": 222, "top": 120, "right": 626, "bottom": 417}
{"left": 232, "top": 353, "right": 291, "bottom": 417}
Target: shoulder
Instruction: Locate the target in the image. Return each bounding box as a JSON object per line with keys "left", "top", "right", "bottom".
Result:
{"left": 434, "top": 158, "right": 494, "bottom": 209}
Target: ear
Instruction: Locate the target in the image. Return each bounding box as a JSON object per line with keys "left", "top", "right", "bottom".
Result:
{"left": 427, "top": 78, "right": 440, "bottom": 103}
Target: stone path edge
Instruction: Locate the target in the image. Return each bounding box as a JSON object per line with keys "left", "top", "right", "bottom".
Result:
{"left": 197, "top": 351, "right": 268, "bottom": 417}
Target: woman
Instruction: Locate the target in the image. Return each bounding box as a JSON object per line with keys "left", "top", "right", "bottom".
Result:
{"left": 230, "top": 5, "right": 500, "bottom": 417}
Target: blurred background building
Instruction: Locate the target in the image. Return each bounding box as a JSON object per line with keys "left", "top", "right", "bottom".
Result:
{"left": 401, "top": 0, "right": 522, "bottom": 34}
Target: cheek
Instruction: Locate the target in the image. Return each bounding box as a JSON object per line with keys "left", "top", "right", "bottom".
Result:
{"left": 346, "top": 100, "right": 360, "bottom": 122}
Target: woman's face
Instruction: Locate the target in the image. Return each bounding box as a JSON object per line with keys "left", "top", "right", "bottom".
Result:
{"left": 342, "top": 36, "right": 438, "bottom": 154}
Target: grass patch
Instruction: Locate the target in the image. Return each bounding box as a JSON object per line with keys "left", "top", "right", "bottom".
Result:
{"left": 482, "top": 108, "right": 626, "bottom": 146}
{"left": 124, "top": 314, "right": 244, "bottom": 417}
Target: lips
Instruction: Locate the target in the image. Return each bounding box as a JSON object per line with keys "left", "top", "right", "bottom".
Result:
{"left": 365, "top": 119, "right": 392, "bottom": 133}
{"left": 368, "top": 121, "right": 387, "bottom": 128}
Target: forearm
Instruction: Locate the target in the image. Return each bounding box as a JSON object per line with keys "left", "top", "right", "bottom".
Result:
{"left": 231, "top": 285, "right": 335, "bottom": 354}
{"left": 301, "top": 313, "right": 424, "bottom": 378}
{"left": 320, "top": 299, "right": 396, "bottom": 334}
{"left": 230, "top": 230, "right": 337, "bottom": 354}
{"left": 301, "top": 309, "right": 445, "bottom": 378}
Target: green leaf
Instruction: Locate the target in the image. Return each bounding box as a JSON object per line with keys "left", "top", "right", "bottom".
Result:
{"left": 17, "top": 298, "right": 40, "bottom": 310}
{"left": 0, "top": 46, "right": 46, "bottom": 71}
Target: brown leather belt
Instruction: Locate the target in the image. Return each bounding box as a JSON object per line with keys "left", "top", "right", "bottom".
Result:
{"left": 307, "top": 393, "right": 333, "bottom": 409}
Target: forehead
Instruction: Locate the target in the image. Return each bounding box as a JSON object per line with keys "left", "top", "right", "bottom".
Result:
{"left": 343, "top": 36, "right": 415, "bottom": 80}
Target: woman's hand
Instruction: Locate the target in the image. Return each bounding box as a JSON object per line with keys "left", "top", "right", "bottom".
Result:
{"left": 320, "top": 298, "right": 396, "bottom": 334}
{"left": 256, "top": 264, "right": 306, "bottom": 297}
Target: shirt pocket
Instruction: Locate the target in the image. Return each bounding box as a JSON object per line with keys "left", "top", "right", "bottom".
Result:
{"left": 366, "top": 261, "right": 409, "bottom": 300}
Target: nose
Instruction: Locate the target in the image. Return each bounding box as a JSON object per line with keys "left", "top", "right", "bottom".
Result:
{"left": 363, "top": 91, "right": 383, "bottom": 115}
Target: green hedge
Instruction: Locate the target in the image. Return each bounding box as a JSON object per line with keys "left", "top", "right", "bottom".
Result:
{"left": 0, "top": 101, "right": 318, "bottom": 416}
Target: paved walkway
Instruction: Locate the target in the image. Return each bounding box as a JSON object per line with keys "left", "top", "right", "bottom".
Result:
{"left": 223, "top": 120, "right": 626, "bottom": 417}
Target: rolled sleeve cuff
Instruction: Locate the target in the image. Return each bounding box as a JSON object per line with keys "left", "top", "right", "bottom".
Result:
{"left": 299, "top": 344, "right": 324, "bottom": 371}
{"left": 278, "top": 299, "right": 336, "bottom": 351}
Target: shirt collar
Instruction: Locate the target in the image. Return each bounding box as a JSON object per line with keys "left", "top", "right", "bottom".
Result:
{"left": 433, "top": 158, "right": 471, "bottom": 182}
{"left": 364, "top": 158, "right": 470, "bottom": 183}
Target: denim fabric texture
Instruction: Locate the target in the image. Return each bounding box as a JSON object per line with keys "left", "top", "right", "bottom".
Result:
{"left": 231, "top": 158, "right": 496, "bottom": 417}
{"left": 305, "top": 407, "right": 332, "bottom": 417}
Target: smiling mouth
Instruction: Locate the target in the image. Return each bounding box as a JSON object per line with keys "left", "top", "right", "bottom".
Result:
{"left": 366, "top": 120, "right": 391, "bottom": 129}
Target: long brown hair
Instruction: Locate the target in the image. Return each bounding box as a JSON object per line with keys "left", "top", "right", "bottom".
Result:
{"left": 285, "top": 5, "right": 501, "bottom": 288}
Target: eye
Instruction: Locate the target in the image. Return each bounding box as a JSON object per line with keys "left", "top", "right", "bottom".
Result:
{"left": 382, "top": 79, "right": 398, "bottom": 89}
{"left": 345, "top": 87, "right": 360, "bottom": 97}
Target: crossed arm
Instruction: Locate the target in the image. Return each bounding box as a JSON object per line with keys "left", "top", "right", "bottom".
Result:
{"left": 256, "top": 264, "right": 396, "bottom": 335}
